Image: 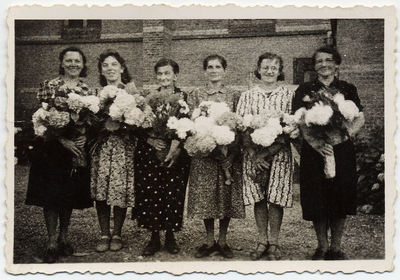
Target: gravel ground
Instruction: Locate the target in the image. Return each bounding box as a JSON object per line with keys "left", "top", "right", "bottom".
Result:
{"left": 13, "top": 165, "right": 385, "bottom": 264}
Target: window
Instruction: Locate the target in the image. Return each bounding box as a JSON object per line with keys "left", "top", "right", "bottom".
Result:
{"left": 62, "top": 20, "right": 101, "bottom": 40}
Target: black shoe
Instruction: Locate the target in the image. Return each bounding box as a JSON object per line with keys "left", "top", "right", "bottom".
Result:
{"left": 58, "top": 241, "right": 74, "bottom": 256}
{"left": 250, "top": 242, "right": 269, "bottom": 261}
{"left": 142, "top": 240, "right": 161, "bottom": 256}
{"left": 312, "top": 248, "right": 329, "bottom": 260}
{"left": 328, "top": 250, "right": 346, "bottom": 260}
{"left": 165, "top": 239, "right": 180, "bottom": 254}
{"left": 219, "top": 244, "right": 234, "bottom": 258}
{"left": 195, "top": 242, "right": 220, "bottom": 258}
{"left": 43, "top": 247, "right": 58, "bottom": 263}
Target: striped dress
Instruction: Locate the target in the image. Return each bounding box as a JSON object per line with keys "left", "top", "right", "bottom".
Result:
{"left": 237, "top": 85, "right": 294, "bottom": 207}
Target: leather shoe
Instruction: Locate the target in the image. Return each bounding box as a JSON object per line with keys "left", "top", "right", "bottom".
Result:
{"left": 58, "top": 241, "right": 74, "bottom": 256}
{"left": 312, "top": 248, "right": 329, "bottom": 260}
{"left": 110, "top": 236, "right": 123, "bottom": 252}
{"left": 43, "top": 247, "right": 58, "bottom": 263}
{"left": 219, "top": 244, "right": 234, "bottom": 258}
{"left": 195, "top": 241, "right": 220, "bottom": 258}
{"left": 328, "top": 250, "right": 346, "bottom": 260}
{"left": 142, "top": 240, "right": 161, "bottom": 256}
{"left": 165, "top": 239, "right": 180, "bottom": 254}
{"left": 250, "top": 242, "right": 269, "bottom": 261}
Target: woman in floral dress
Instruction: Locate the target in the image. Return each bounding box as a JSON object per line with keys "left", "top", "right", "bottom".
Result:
{"left": 237, "top": 52, "right": 297, "bottom": 260}
{"left": 91, "top": 50, "right": 137, "bottom": 253}
{"left": 134, "top": 58, "right": 191, "bottom": 256}
{"left": 26, "top": 46, "right": 93, "bottom": 263}
{"left": 187, "top": 54, "right": 245, "bottom": 258}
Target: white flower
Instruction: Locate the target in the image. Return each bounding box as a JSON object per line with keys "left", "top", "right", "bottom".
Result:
{"left": 41, "top": 102, "right": 49, "bottom": 110}
{"left": 251, "top": 127, "right": 277, "bottom": 147}
{"left": 67, "top": 93, "right": 85, "bottom": 113}
{"left": 178, "top": 100, "right": 190, "bottom": 114}
{"left": 333, "top": 93, "right": 345, "bottom": 104}
{"left": 14, "top": 127, "right": 22, "bottom": 134}
{"left": 208, "top": 102, "right": 231, "bottom": 119}
{"left": 193, "top": 116, "right": 215, "bottom": 137}
{"left": 242, "top": 114, "right": 254, "bottom": 129}
{"left": 304, "top": 102, "right": 333, "bottom": 126}
{"left": 34, "top": 125, "right": 47, "bottom": 137}
{"left": 338, "top": 100, "right": 359, "bottom": 121}
{"left": 167, "top": 117, "right": 179, "bottom": 130}
{"left": 124, "top": 107, "right": 145, "bottom": 126}
{"left": 212, "top": 125, "right": 235, "bottom": 145}
{"left": 81, "top": 95, "right": 100, "bottom": 113}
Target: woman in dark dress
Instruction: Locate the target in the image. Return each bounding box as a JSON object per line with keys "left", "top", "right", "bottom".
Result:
{"left": 293, "top": 46, "right": 364, "bottom": 260}
{"left": 134, "top": 58, "right": 191, "bottom": 256}
{"left": 26, "top": 47, "right": 93, "bottom": 263}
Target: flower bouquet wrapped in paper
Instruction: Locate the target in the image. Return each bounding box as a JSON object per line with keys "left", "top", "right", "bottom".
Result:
{"left": 294, "top": 88, "right": 364, "bottom": 178}
{"left": 241, "top": 109, "right": 299, "bottom": 185}
{"left": 32, "top": 86, "right": 100, "bottom": 167}
{"left": 145, "top": 91, "right": 190, "bottom": 163}
{"left": 181, "top": 101, "right": 242, "bottom": 185}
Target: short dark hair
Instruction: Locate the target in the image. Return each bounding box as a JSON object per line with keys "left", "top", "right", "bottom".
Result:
{"left": 98, "top": 49, "right": 132, "bottom": 87}
{"left": 154, "top": 58, "right": 180, "bottom": 75}
{"left": 254, "top": 52, "right": 284, "bottom": 81}
{"left": 58, "top": 46, "right": 87, "bottom": 77}
{"left": 312, "top": 46, "right": 342, "bottom": 65}
{"left": 203, "top": 54, "right": 227, "bottom": 71}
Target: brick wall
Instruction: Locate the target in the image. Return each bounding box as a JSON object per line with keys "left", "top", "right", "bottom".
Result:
{"left": 336, "top": 19, "right": 385, "bottom": 132}
{"left": 14, "top": 19, "right": 384, "bottom": 135}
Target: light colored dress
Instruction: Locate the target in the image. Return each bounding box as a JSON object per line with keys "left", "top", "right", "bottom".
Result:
{"left": 90, "top": 83, "right": 136, "bottom": 208}
{"left": 236, "top": 85, "right": 294, "bottom": 207}
{"left": 186, "top": 85, "right": 245, "bottom": 219}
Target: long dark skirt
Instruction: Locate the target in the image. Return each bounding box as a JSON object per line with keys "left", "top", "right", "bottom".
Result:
{"left": 133, "top": 139, "right": 190, "bottom": 232}
{"left": 300, "top": 140, "right": 357, "bottom": 221}
{"left": 25, "top": 138, "right": 93, "bottom": 210}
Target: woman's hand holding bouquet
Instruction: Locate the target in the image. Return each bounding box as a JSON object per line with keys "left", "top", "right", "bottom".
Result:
{"left": 171, "top": 101, "right": 242, "bottom": 185}
{"left": 145, "top": 91, "right": 190, "bottom": 166}
{"left": 294, "top": 88, "right": 364, "bottom": 178}
{"left": 241, "top": 109, "right": 299, "bottom": 184}
{"left": 32, "top": 85, "right": 101, "bottom": 167}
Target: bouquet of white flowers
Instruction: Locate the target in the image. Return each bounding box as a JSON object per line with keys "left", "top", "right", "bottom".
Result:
{"left": 32, "top": 86, "right": 100, "bottom": 167}
{"left": 294, "top": 88, "right": 364, "bottom": 178}
{"left": 182, "top": 101, "right": 242, "bottom": 185}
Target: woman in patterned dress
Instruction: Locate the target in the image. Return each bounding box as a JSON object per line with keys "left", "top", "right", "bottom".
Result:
{"left": 134, "top": 58, "right": 191, "bottom": 256}
{"left": 26, "top": 47, "right": 93, "bottom": 263}
{"left": 186, "top": 54, "right": 245, "bottom": 258}
{"left": 91, "top": 50, "right": 137, "bottom": 253}
{"left": 237, "top": 52, "right": 297, "bottom": 260}
{"left": 293, "top": 47, "right": 364, "bottom": 260}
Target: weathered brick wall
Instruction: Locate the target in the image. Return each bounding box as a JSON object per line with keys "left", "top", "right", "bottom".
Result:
{"left": 171, "top": 34, "right": 326, "bottom": 89}
{"left": 336, "top": 19, "right": 385, "bottom": 131}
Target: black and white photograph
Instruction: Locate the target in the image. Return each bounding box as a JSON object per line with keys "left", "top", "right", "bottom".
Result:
{"left": 5, "top": 3, "right": 396, "bottom": 275}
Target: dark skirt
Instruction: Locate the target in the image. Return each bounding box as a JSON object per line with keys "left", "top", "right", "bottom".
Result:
{"left": 133, "top": 138, "right": 190, "bottom": 232}
{"left": 25, "top": 138, "right": 93, "bottom": 210}
{"left": 300, "top": 140, "right": 357, "bottom": 221}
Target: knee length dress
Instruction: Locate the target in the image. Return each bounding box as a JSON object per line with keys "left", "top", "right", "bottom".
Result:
{"left": 236, "top": 85, "right": 295, "bottom": 207}
{"left": 293, "top": 78, "right": 363, "bottom": 221}
{"left": 134, "top": 87, "right": 191, "bottom": 232}
{"left": 186, "top": 85, "right": 245, "bottom": 220}
{"left": 90, "top": 83, "right": 136, "bottom": 208}
{"left": 26, "top": 77, "right": 93, "bottom": 210}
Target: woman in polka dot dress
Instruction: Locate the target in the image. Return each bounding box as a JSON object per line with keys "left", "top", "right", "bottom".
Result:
{"left": 134, "top": 58, "right": 191, "bottom": 256}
